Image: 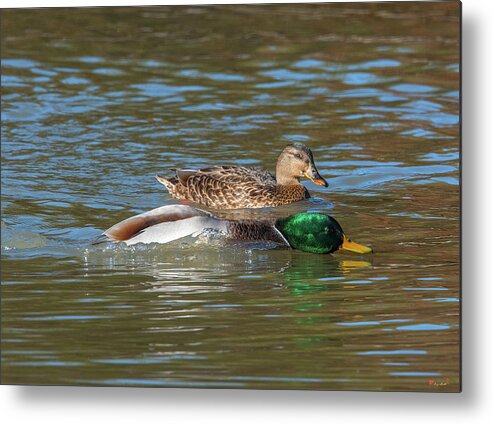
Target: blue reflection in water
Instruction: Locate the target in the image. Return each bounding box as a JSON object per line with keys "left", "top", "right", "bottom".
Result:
{"left": 260, "top": 68, "right": 320, "bottom": 81}
{"left": 3, "top": 58, "right": 40, "bottom": 68}
{"left": 340, "top": 72, "right": 389, "bottom": 85}
{"left": 391, "top": 83, "right": 438, "bottom": 93}
{"left": 390, "top": 372, "right": 441, "bottom": 377}
{"left": 78, "top": 56, "right": 104, "bottom": 63}
{"left": 94, "top": 379, "right": 244, "bottom": 388}
{"left": 358, "top": 350, "right": 428, "bottom": 356}
{"left": 62, "top": 77, "right": 91, "bottom": 85}
{"left": 395, "top": 324, "right": 450, "bottom": 331}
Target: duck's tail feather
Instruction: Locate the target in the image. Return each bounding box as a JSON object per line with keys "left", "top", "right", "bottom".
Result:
{"left": 92, "top": 205, "right": 216, "bottom": 246}
{"left": 156, "top": 174, "right": 178, "bottom": 190}
{"left": 175, "top": 168, "right": 198, "bottom": 185}
{"left": 92, "top": 233, "right": 114, "bottom": 245}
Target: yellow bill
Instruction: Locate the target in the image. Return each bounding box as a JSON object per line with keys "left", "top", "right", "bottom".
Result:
{"left": 341, "top": 235, "right": 373, "bottom": 254}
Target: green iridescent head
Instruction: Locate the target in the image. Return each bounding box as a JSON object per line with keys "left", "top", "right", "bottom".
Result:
{"left": 275, "top": 213, "right": 372, "bottom": 254}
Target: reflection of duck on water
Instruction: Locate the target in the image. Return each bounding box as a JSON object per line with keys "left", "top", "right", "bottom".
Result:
{"left": 93, "top": 204, "right": 372, "bottom": 255}
{"left": 281, "top": 253, "right": 372, "bottom": 296}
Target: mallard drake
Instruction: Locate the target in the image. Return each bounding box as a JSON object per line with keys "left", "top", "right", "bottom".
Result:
{"left": 93, "top": 205, "right": 372, "bottom": 255}
{"left": 156, "top": 142, "right": 328, "bottom": 209}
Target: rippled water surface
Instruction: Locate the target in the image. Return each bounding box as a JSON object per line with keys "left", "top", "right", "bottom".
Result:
{"left": 1, "top": 3, "right": 460, "bottom": 391}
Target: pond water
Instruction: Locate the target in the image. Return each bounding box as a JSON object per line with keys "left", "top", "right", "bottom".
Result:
{"left": 1, "top": 3, "right": 460, "bottom": 391}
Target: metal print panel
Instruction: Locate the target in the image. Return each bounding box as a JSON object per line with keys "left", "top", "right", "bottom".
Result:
{"left": 1, "top": 1, "right": 461, "bottom": 392}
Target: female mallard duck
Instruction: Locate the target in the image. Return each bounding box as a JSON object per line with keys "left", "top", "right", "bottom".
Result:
{"left": 93, "top": 205, "right": 372, "bottom": 255}
{"left": 156, "top": 142, "right": 328, "bottom": 209}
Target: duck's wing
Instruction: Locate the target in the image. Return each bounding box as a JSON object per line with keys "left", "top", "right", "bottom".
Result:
{"left": 92, "top": 205, "right": 224, "bottom": 246}
{"left": 173, "top": 166, "right": 277, "bottom": 208}
{"left": 177, "top": 166, "right": 276, "bottom": 186}
{"left": 241, "top": 167, "right": 277, "bottom": 186}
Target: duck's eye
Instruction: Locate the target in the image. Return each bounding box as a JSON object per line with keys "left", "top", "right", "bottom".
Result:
{"left": 295, "top": 153, "right": 303, "bottom": 160}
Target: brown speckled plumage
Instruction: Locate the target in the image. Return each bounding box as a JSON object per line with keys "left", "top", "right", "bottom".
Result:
{"left": 156, "top": 143, "right": 327, "bottom": 209}
{"left": 225, "top": 219, "right": 289, "bottom": 246}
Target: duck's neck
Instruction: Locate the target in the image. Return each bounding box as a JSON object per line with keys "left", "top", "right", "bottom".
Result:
{"left": 275, "top": 159, "right": 301, "bottom": 186}
{"left": 276, "top": 174, "right": 302, "bottom": 186}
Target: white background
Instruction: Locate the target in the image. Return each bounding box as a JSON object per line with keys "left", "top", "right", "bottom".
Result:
{"left": 1, "top": 0, "right": 491, "bottom": 422}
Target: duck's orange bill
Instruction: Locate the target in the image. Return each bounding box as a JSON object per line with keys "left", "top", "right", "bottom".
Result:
{"left": 304, "top": 171, "right": 328, "bottom": 187}
{"left": 341, "top": 235, "right": 373, "bottom": 254}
